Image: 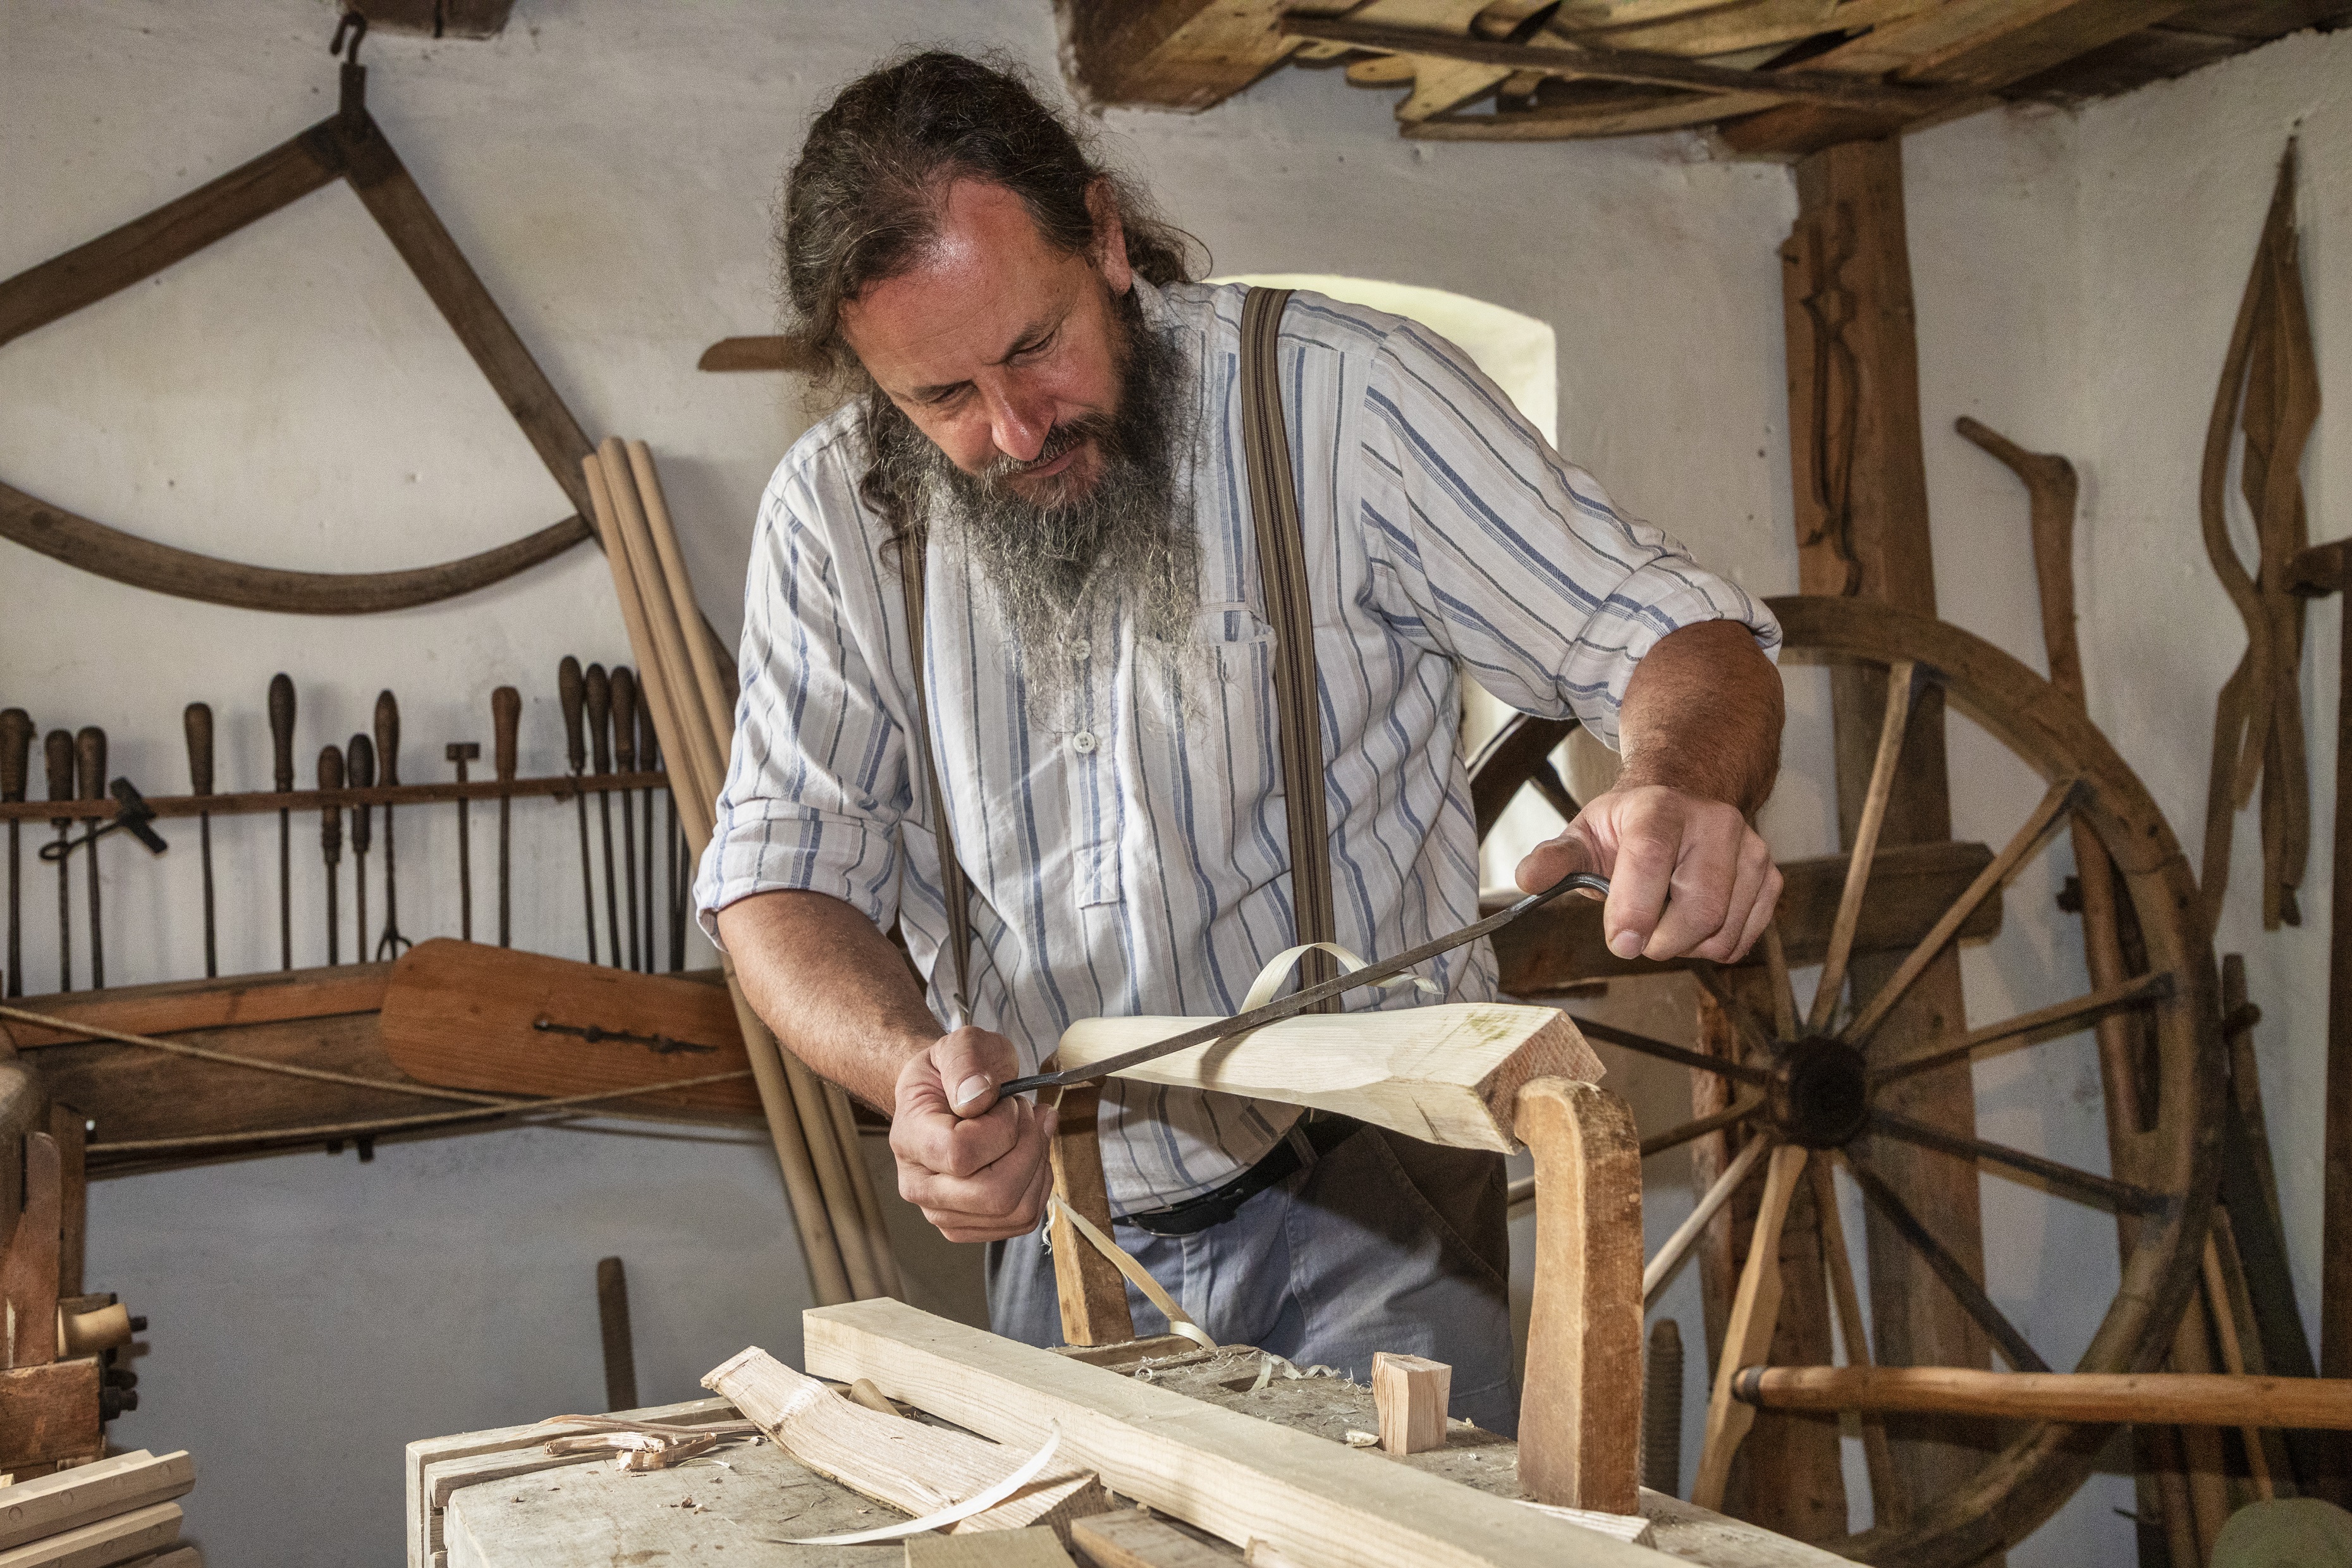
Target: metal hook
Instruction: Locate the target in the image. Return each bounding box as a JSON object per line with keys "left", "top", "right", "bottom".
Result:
{"left": 330, "top": 9, "right": 367, "bottom": 63}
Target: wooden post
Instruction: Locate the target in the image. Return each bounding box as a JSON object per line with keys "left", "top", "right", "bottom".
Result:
{"left": 1780, "top": 137, "right": 2002, "bottom": 1522}
{"left": 1514, "top": 1077, "right": 1642, "bottom": 1514}
{"left": 1048, "top": 1085, "right": 1134, "bottom": 1347}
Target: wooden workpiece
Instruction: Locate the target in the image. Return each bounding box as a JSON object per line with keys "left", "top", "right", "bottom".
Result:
{"left": 1373, "top": 1352, "right": 1451, "bottom": 1456}
{"left": 0, "top": 1450, "right": 195, "bottom": 1552}
{"left": 1053, "top": 1006, "right": 1603, "bottom": 1153}
{"left": 907, "top": 1531, "right": 1075, "bottom": 1567}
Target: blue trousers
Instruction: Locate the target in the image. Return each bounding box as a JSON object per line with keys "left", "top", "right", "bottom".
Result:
{"left": 986, "top": 1124, "right": 1519, "bottom": 1434}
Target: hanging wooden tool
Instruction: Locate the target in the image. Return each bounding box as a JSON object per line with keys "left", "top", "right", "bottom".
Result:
{"left": 2199, "top": 142, "right": 2320, "bottom": 936}
{"left": 0, "top": 22, "right": 597, "bottom": 613}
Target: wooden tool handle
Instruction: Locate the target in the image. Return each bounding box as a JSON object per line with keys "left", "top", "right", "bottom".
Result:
{"left": 75, "top": 726, "right": 107, "bottom": 802}
{"left": 183, "top": 702, "right": 213, "bottom": 796}
{"left": 492, "top": 685, "right": 521, "bottom": 782}
{"left": 584, "top": 663, "right": 612, "bottom": 775}
{"left": 44, "top": 728, "right": 74, "bottom": 804}
{"left": 318, "top": 745, "right": 345, "bottom": 855}
{"left": 346, "top": 733, "right": 376, "bottom": 851}
{"left": 559, "top": 657, "right": 587, "bottom": 773}
{"left": 268, "top": 673, "right": 297, "bottom": 792}
{"left": 374, "top": 689, "right": 401, "bottom": 787}
{"left": 635, "top": 690, "right": 659, "bottom": 771}
{"left": 611, "top": 667, "right": 638, "bottom": 771}
{"left": 0, "top": 707, "right": 31, "bottom": 802}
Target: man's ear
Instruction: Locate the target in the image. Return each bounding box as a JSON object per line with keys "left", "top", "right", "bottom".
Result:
{"left": 1087, "top": 179, "right": 1134, "bottom": 294}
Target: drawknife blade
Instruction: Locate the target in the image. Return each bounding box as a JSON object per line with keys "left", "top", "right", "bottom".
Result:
{"left": 996, "top": 871, "right": 1610, "bottom": 1096}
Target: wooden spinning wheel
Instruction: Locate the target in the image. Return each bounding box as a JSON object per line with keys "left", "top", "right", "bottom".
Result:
{"left": 1472, "top": 595, "right": 2220, "bottom": 1566}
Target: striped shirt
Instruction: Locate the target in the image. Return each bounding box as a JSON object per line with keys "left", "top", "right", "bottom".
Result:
{"left": 698, "top": 280, "right": 1779, "bottom": 1213}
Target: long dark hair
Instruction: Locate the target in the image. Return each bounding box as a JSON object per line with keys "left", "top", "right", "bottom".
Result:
{"left": 778, "top": 50, "right": 1200, "bottom": 392}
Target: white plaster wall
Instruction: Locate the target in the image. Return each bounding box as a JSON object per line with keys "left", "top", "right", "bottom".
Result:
{"left": 0, "top": 4, "right": 1794, "bottom": 1560}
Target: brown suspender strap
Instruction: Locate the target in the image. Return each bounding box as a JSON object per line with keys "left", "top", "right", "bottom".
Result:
{"left": 898, "top": 534, "right": 974, "bottom": 1019}
{"left": 1239, "top": 287, "right": 1341, "bottom": 1011}
{"left": 893, "top": 288, "right": 1337, "bottom": 1022}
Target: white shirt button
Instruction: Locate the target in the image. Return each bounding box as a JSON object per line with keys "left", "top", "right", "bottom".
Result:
{"left": 1070, "top": 639, "right": 1091, "bottom": 659}
{"left": 1072, "top": 730, "right": 1098, "bottom": 754}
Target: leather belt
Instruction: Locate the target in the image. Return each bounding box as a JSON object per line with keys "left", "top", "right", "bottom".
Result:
{"left": 1115, "top": 1112, "right": 1363, "bottom": 1237}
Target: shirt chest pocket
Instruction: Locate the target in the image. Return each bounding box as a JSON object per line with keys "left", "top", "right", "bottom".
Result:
{"left": 1127, "top": 602, "right": 1292, "bottom": 890}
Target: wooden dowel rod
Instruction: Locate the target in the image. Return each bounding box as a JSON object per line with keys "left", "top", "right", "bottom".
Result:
{"left": 0, "top": 773, "right": 670, "bottom": 823}
{"left": 628, "top": 441, "right": 737, "bottom": 751}
{"left": 1733, "top": 1364, "right": 2352, "bottom": 1430}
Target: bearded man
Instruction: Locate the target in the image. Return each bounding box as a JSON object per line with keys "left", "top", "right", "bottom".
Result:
{"left": 700, "top": 52, "right": 1785, "bottom": 1433}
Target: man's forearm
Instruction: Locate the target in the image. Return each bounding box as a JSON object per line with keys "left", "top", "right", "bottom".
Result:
{"left": 716, "top": 890, "right": 945, "bottom": 1110}
{"left": 1616, "top": 620, "right": 1783, "bottom": 814}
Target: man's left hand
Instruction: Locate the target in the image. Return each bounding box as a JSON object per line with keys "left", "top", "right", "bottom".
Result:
{"left": 1516, "top": 783, "right": 1780, "bottom": 964}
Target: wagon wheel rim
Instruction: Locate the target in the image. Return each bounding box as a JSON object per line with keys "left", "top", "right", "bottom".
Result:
{"left": 1473, "top": 596, "right": 2219, "bottom": 1568}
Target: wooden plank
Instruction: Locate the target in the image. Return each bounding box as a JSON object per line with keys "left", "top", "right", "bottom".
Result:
{"left": 1048, "top": 1086, "right": 1133, "bottom": 1346}
{"left": 1514, "top": 1081, "right": 1641, "bottom": 1513}
{"left": 0, "top": 1450, "right": 195, "bottom": 1552}
{"left": 46, "top": 1107, "right": 83, "bottom": 1299}
{"left": 4, "top": 966, "right": 391, "bottom": 1048}
{"left": 804, "top": 1299, "right": 1667, "bottom": 1568}
{"left": 1373, "top": 1353, "right": 1451, "bottom": 1455}
{"left": 908, "top": 1530, "right": 1077, "bottom": 1567}
{"left": 1737, "top": 1364, "right": 2352, "bottom": 1428}
{"left": 378, "top": 940, "right": 759, "bottom": 1118}
{"left": 2, "top": 1133, "right": 59, "bottom": 1368}
{"left": 0, "top": 1502, "right": 176, "bottom": 1568}
{"left": 1055, "top": 1007, "right": 1602, "bottom": 1153}
{"left": 1491, "top": 840, "right": 1999, "bottom": 995}
{"left": 405, "top": 1393, "right": 737, "bottom": 1567}
{"left": 704, "top": 1347, "right": 1113, "bottom": 1540}
{"left": 1071, "top": 1510, "right": 1234, "bottom": 1568}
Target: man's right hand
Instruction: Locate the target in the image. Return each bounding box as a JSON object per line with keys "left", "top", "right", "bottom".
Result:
{"left": 890, "top": 1026, "right": 1057, "bottom": 1243}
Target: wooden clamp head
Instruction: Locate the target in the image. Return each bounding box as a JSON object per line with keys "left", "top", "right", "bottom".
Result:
{"left": 1512, "top": 1075, "right": 1642, "bottom": 1515}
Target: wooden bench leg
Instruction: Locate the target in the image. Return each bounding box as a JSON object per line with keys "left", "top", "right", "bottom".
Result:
{"left": 1048, "top": 1084, "right": 1134, "bottom": 1346}
{"left": 1514, "top": 1077, "right": 1642, "bottom": 1513}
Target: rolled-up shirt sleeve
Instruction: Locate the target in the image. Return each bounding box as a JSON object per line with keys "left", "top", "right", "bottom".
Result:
{"left": 694, "top": 458, "right": 908, "bottom": 946}
{"left": 1354, "top": 320, "right": 1780, "bottom": 750}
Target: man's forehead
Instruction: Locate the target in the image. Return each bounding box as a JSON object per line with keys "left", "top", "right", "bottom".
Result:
{"left": 842, "top": 179, "right": 1087, "bottom": 390}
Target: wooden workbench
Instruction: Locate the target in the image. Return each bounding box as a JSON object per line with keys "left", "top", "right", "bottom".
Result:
{"left": 414, "top": 1339, "right": 1854, "bottom": 1567}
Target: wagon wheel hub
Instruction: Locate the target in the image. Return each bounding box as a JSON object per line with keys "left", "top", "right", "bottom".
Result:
{"left": 1772, "top": 1036, "right": 1871, "bottom": 1150}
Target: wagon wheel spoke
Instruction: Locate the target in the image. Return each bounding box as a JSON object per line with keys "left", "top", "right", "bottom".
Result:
{"left": 1761, "top": 921, "right": 1799, "bottom": 1041}
{"left": 1569, "top": 1015, "right": 1775, "bottom": 1087}
{"left": 1809, "top": 1156, "right": 1908, "bottom": 1526}
{"left": 1871, "top": 971, "right": 2179, "bottom": 1089}
{"left": 1868, "top": 1108, "right": 2164, "bottom": 1214}
{"left": 1643, "top": 1133, "right": 1775, "bottom": 1307}
{"left": 1842, "top": 776, "right": 2088, "bottom": 1051}
{"left": 1693, "top": 1144, "right": 1810, "bottom": 1509}
{"left": 1811, "top": 661, "right": 1921, "bottom": 1034}
{"left": 1841, "top": 1153, "right": 2052, "bottom": 1373}
{"left": 1642, "top": 1096, "right": 1764, "bottom": 1160}
{"left": 1528, "top": 757, "right": 1580, "bottom": 822}
{"left": 1687, "top": 960, "right": 1780, "bottom": 1062}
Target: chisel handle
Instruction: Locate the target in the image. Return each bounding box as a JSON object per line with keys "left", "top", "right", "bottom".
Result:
{"left": 346, "top": 733, "right": 376, "bottom": 854}
{"left": 492, "top": 686, "right": 521, "bottom": 783}
{"left": 44, "top": 730, "right": 73, "bottom": 806}
{"left": 268, "top": 673, "right": 297, "bottom": 793}
{"left": 611, "top": 668, "right": 638, "bottom": 772}
{"left": 635, "top": 689, "right": 659, "bottom": 773}
{"left": 559, "top": 658, "right": 587, "bottom": 775}
{"left": 374, "top": 690, "right": 401, "bottom": 787}
{"left": 76, "top": 728, "right": 107, "bottom": 803}
{"left": 318, "top": 746, "right": 345, "bottom": 859}
{"left": 0, "top": 708, "right": 31, "bottom": 803}
{"left": 584, "top": 664, "right": 612, "bottom": 776}
{"left": 183, "top": 703, "right": 213, "bottom": 797}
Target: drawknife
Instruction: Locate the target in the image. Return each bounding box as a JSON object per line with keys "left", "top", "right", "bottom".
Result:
{"left": 997, "top": 871, "right": 1610, "bottom": 1096}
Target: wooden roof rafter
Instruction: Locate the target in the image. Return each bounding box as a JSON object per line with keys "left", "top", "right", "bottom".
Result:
{"left": 1058, "top": 0, "right": 2351, "bottom": 154}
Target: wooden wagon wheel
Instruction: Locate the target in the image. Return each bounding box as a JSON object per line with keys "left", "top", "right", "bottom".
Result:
{"left": 1471, "top": 594, "right": 2220, "bottom": 1566}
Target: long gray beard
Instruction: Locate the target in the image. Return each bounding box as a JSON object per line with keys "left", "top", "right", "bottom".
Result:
{"left": 869, "top": 287, "right": 1200, "bottom": 704}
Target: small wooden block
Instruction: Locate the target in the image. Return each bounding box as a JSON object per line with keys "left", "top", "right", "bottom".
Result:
{"left": 1371, "top": 1352, "right": 1450, "bottom": 1456}
{"left": 907, "top": 1528, "right": 1076, "bottom": 1567}
{"left": 1070, "top": 1510, "right": 1232, "bottom": 1567}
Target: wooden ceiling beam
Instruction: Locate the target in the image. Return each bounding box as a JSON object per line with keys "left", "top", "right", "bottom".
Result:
{"left": 1280, "top": 15, "right": 1957, "bottom": 113}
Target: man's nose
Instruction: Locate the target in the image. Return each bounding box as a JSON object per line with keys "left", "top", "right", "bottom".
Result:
{"left": 980, "top": 382, "right": 1051, "bottom": 464}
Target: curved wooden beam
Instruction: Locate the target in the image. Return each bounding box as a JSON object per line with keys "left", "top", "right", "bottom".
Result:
{"left": 0, "top": 477, "right": 591, "bottom": 615}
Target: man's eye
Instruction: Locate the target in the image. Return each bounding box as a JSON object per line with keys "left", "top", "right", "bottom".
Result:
{"left": 922, "top": 385, "right": 969, "bottom": 408}
{"left": 1012, "top": 331, "right": 1057, "bottom": 361}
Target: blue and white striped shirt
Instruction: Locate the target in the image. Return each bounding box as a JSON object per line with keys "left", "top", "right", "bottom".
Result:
{"left": 699, "top": 280, "right": 1778, "bottom": 1213}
